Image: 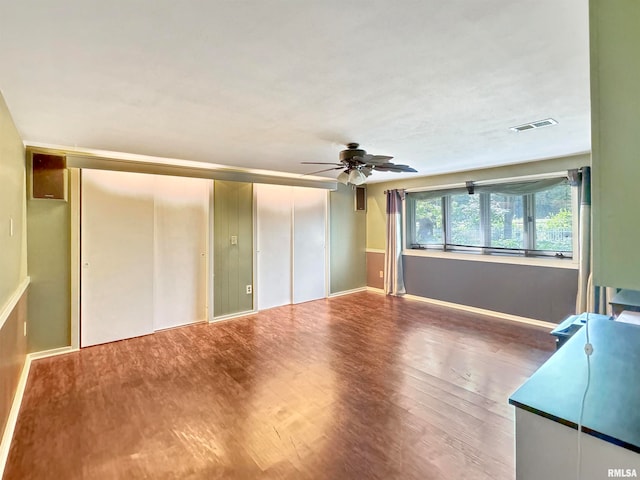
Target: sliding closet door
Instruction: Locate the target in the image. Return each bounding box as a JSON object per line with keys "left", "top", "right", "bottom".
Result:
{"left": 256, "top": 184, "right": 328, "bottom": 310}
{"left": 153, "top": 176, "right": 210, "bottom": 330}
{"left": 256, "top": 183, "right": 292, "bottom": 310}
{"left": 293, "top": 187, "right": 327, "bottom": 303}
{"left": 81, "top": 170, "right": 155, "bottom": 347}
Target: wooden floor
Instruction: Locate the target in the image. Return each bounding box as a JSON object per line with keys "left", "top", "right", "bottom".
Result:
{"left": 4, "top": 292, "right": 554, "bottom": 480}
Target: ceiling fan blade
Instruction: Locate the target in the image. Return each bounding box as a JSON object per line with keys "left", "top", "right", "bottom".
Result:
{"left": 393, "top": 165, "right": 418, "bottom": 172}
{"left": 302, "top": 166, "right": 344, "bottom": 176}
{"left": 300, "top": 162, "right": 343, "bottom": 166}
{"left": 305, "top": 143, "right": 408, "bottom": 178}
{"left": 368, "top": 155, "right": 394, "bottom": 164}
{"left": 374, "top": 164, "right": 417, "bottom": 173}
{"left": 372, "top": 162, "right": 397, "bottom": 170}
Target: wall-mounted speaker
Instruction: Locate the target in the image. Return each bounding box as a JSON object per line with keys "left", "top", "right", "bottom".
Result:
{"left": 355, "top": 186, "right": 366, "bottom": 211}
{"left": 32, "top": 153, "right": 66, "bottom": 200}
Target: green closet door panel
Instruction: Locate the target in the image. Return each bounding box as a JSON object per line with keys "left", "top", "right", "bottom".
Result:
{"left": 213, "top": 180, "right": 253, "bottom": 317}
{"left": 237, "top": 183, "right": 254, "bottom": 313}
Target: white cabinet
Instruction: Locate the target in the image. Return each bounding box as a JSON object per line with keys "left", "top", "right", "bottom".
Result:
{"left": 515, "top": 409, "right": 639, "bottom": 480}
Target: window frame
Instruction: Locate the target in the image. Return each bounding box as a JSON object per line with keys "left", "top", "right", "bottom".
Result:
{"left": 404, "top": 175, "right": 577, "bottom": 261}
{"left": 406, "top": 196, "right": 446, "bottom": 249}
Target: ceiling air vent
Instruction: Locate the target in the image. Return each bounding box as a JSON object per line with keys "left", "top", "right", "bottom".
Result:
{"left": 510, "top": 118, "right": 558, "bottom": 132}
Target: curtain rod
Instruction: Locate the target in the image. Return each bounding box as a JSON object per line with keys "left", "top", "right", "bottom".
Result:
{"left": 383, "top": 188, "right": 407, "bottom": 194}
{"left": 400, "top": 171, "right": 571, "bottom": 194}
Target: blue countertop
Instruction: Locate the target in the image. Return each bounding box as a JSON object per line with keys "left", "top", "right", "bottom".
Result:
{"left": 509, "top": 317, "right": 640, "bottom": 453}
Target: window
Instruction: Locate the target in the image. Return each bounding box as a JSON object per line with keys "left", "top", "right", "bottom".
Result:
{"left": 448, "top": 194, "right": 481, "bottom": 247}
{"left": 407, "top": 177, "right": 574, "bottom": 258}
{"left": 533, "top": 183, "right": 573, "bottom": 252}
{"left": 489, "top": 194, "right": 525, "bottom": 249}
{"left": 412, "top": 197, "right": 444, "bottom": 245}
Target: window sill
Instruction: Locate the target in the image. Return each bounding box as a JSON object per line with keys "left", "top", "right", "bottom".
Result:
{"left": 402, "top": 248, "right": 579, "bottom": 269}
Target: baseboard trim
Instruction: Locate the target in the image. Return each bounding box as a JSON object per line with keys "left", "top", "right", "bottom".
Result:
{"left": 366, "top": 287, "right": 385, "bottom": 295}
{"left": 328, "top": 287, "right": 367, "bottom": 298}
{"left": 0, "top": 277, "right": 30, "bottom": 331}
{"left": 154, "top": 320, "right": 208, "bottom": 333}
{"left": 0, "top": 354, "right": 31, "bottom": 477}
{"left": 211, "top": 310, "right": 257, "bottom": 323}
{"left": 28, "top": 346, "right": 78, "bottom": 361}
{"left": 402, "top": 294, "right": 556, "bottom": 329}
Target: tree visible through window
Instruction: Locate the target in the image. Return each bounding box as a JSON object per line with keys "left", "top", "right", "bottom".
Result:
{"left": 413, "top": 198, "right": 443, "bottom": 245}
{"left": 534, "top": 183, "right": 573, "bottom": 252}
{"left": 490, "top": 194, "right": 524, "bottom": 249}
{"left": 449, "top": 194, "right": 481, "bottom": 246}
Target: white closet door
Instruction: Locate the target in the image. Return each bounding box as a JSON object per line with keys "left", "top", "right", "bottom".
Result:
{"left": 293, "top": 187, "right": 327, "bottom": 303}
{"left": 256, "top": 183, "right": 292, "bottom": 310}
{"left": 81, "top": 170, "right": 155, "bottom": 347}
{"left": 153, "top": 176, "right": 210, "bottom": 330}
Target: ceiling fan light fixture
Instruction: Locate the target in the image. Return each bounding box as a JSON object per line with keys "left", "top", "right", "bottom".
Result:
{"left": 348, "top": 169, "right": 366, "bottom": 185}
{"left": 337, "top": 170, "right": 350, "bottom": 184}
{"left": 302, "top": 142, "right": 415, "bottom": 184}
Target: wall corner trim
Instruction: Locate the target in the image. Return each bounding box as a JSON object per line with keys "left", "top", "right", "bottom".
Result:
{"left": 402, "top": 294, "right": 556, "bottom": 329}
{"left": 0, "top": 277, "right": 30, "bottom": 331}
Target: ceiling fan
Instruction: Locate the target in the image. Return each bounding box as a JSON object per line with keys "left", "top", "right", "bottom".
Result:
{"left": 302, "top": 143, "right": 417, "bottom": 185}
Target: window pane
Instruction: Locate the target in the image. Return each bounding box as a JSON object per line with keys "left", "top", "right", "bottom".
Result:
{"left": 490, "top": 194, "right": 524, "bottom": 249}
{"left": 413, "top": 198, "right": 443, "bottom": 245}
{"left": 534, "top": 183, "right": 573, "bottom": 252}
{"left": 449, "top": 194, "right": 481, "bottom": 246}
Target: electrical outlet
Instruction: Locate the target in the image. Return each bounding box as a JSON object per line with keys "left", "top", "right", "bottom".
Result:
{"left": 24, "top": 321, "right": 27, "bottom": 336}
{"left": 246, "top": 285, "right": 252, "bottom": 294}
{"left": 379, "top": 270, "right": 384, "bottom": 278}
{"left": 231, "top": 235, "right": 238, "bottom": 245}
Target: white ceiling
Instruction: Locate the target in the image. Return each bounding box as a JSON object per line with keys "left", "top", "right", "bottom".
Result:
{"left": 0, "top": 1, "right": 590, "bottom": 182}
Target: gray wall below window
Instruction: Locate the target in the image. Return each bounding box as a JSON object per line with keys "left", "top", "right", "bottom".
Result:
{"left": 401, "top": 255, "right": 578, "bottom": 323}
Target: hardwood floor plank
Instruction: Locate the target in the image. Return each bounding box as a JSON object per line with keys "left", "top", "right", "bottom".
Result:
{"left": 3, "top": 293, "right": 554, "bottom": 479}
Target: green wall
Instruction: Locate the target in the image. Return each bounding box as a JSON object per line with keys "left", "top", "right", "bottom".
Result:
{"left": 0, "top": 91, "right": 28, "bottom": 452}
{"left": 25, "top": 157, "right": 71, "bottom": 352}
{"left": 213, "top": 180, "right": 254, "bottom": 317}
{"left": 590, "top": 0, "right": 640, "bottom": 290}
{"left": 329, "top": 184, "right": 366, "bottom": 293}
{"left": 0, "top": 92, "right": 27, "bottom": 308}
{"left": 366, "top": 154, "right": 589, "bottom": 250}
